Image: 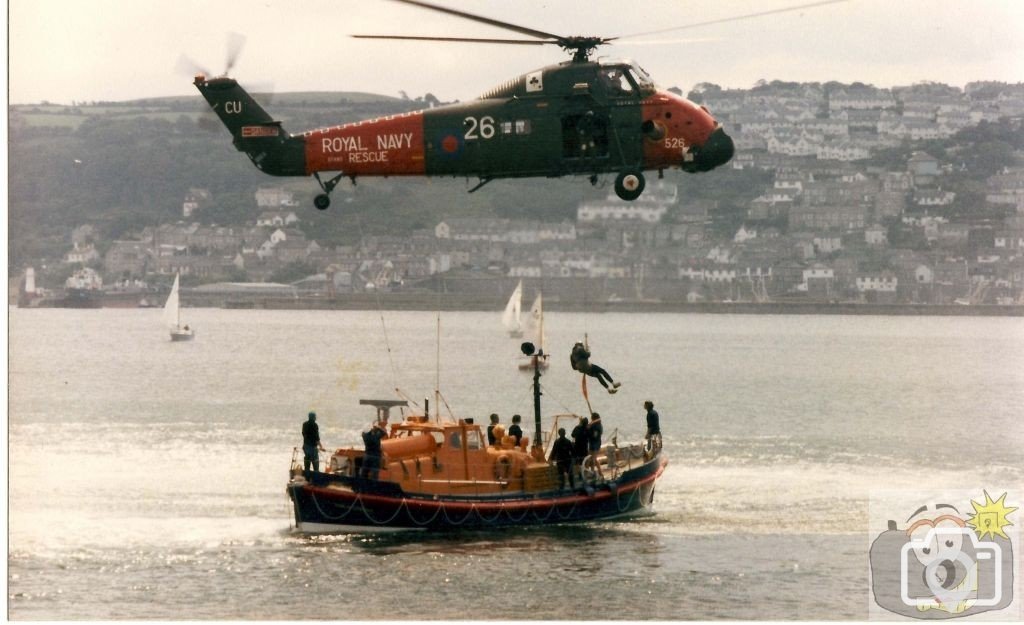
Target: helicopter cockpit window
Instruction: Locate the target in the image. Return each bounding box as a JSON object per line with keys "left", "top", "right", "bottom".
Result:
{"left": 627, "top": 64, "right": 657, "bottom": 97}
{"left": 599, "top": 68, "right": 635, "bottom": 97}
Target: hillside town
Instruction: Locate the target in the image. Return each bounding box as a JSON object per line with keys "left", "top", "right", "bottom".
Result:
{"left": 17, "top": 80, "right": 1024, "bottom": 309}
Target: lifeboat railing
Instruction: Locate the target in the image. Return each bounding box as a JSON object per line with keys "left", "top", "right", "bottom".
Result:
{"left": 294, "top": 433, "right": 659, "bottom": 495}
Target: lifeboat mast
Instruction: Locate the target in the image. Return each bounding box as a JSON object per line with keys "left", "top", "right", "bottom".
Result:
{"left": 521, "top": 341, "right": 548, "bottom": 461}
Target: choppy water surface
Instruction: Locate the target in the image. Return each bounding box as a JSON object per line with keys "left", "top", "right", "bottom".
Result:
{"left": 8, "top": 308, "right": 1024, "bottom": 619}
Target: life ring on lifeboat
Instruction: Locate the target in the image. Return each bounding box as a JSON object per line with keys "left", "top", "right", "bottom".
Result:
{"left": 494, "top": 454, "right": 514, "bottom": 481}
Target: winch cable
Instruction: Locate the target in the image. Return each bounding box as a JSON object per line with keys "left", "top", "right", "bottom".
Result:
{"left": 580, "top": 332, "right": 594, "bottom": 416}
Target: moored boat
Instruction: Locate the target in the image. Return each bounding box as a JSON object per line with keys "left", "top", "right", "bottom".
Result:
{"left": 287, "top": 347, "right": 666, "bottom": 532}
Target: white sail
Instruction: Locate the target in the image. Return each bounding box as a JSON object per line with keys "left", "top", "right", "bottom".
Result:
{"left": 163, "top": 273, "right": 193, "bottom": 340}
{"left": 524, "top": 292, "right": 545, "bottom": 350}
{"left": 501, "top": 280, "right": 523, "bottom": 335}
{"left": 516, "top": 291, "right": 548, "bottom": 370}
{"left": 163, "top": 273, "right": 181, "bottom": 331}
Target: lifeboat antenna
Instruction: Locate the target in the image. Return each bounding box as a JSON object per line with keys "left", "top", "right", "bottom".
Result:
{"left": 435, "top": 310, "right": 442, "bottom": 422}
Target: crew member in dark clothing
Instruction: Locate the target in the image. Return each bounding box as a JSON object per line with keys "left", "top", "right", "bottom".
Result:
{"left": 302, "top": 412, "right": 326, "bottom": 478}
{"left": 587, "top": 412, "right": 605, "bottom": 479}
{"left": 548, "top": 428, "right": 575, "bottom": 490}
{"left": 644, "top": 400, "right": 661, "bottom": 443}
{"left": 571, "top": 416, "right": 589, "bottom": 473}
{"left": 508, "top": 414, "right": 524, "bottom": 447}
{"left": 570, "top": 342, "right": 621, "bottom": 394}
{"left": 360, "top": 421, "right": 387, "bottom": 480}
{"left": 486, "top": 413, "right": 500, "bottom": 446}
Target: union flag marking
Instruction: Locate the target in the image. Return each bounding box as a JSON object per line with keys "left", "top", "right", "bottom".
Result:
{"left": 242, "top": 126, "right": 280, "bottom": 138}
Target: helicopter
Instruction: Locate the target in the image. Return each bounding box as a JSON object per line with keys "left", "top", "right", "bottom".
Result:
{"left": 194, "top": 0, "right": 843, "bottom": 209}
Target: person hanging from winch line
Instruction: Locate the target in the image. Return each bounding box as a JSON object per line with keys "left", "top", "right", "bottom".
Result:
{"left": 570, "top": 341, "right": 621, "bottom": 394}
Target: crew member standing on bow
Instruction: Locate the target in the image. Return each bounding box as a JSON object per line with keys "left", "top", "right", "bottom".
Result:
{"left": 570, "top": 342, "right": 621, "bottom": 394}
{"left": 644, "top": 400, "right": 662, "bottom": 451}
{"left": 587, "top": 412, "right": 605, "bottom": 480}
{"left": 302, "top": 411, "right": 326, "bottom": 479}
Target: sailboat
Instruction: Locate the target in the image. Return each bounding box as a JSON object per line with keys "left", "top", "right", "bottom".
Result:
{"left": 163, "top": 273, "right": 194, "bottom": 341}
{"left": 517, "top": 292, "right": 549, "bottom": 371}
{"left": 501, "top": 280, "right": 524, "bottom": 338}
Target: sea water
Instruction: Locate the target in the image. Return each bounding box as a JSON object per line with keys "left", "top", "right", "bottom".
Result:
{"left": 7, "top": 308, "right": 1024, "bottom": 619}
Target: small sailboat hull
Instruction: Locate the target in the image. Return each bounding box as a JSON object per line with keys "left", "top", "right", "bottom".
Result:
{"left": 287, "top": 456, "right": 666, "bottom": 532}
{"left": 170, "top": 329, "right": 195, "bottom": 341}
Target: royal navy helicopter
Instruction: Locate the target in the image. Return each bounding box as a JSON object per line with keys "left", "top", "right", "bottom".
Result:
{"left": 194, "top": 0, "right": 842, "bottom": 209}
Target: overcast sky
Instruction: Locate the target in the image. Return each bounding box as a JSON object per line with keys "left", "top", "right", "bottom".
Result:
{"left": 8, "top": 0, "right": 1024, "bottom": 105}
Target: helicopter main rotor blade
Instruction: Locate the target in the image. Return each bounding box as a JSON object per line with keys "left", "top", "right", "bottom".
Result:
{"left": 612, "top": 0, "right": 849, "bottom": 41}
{"left": 385, "top": 0, "right": 564, "bottom": 42}
{"left": 353, "top": 34, "right": 551, "bottom": 46}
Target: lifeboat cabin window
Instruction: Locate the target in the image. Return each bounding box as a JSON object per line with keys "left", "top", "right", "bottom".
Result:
{"left": 465, "top": 430, "right": 483, "bottom": 450}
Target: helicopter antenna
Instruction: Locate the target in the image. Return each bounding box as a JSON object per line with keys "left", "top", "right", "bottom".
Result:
{"left": 612, "top": 0, "right": 849, "bottom": 41}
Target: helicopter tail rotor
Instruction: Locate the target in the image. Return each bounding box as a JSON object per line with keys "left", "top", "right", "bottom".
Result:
{"left": 223, "top": 31, "right": 247, "bottom": 77}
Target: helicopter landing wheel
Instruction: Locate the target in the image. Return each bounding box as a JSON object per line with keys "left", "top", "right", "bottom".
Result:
{"left": 313, "top": 171, "right": 346, "bottom": 210}
{"left": 614, "top": 171, "right": 645, "bottom": 201}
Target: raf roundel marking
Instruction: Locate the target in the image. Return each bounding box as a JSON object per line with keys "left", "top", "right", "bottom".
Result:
{"left": 441, "top": 135, "right": 460, "bottom": 154}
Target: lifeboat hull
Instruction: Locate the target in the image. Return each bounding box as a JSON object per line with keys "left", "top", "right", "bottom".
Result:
{"left": 288, "top": 457, "right": 667, "bottom": 532}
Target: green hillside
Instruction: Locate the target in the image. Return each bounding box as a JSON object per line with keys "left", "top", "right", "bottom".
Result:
{"left": 7, "top": 91, "right": 612, "bottom": 269}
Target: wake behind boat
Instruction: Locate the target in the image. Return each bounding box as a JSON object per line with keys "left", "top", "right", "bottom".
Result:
{"left": 163, "top": 273, "right": 194, "bottom": 341}
{"left": 287, "top": 346, "right": 666, "bottom": 532}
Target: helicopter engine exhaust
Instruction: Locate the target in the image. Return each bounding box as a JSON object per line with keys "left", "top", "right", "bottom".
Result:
{"left": 641, "top": 119, "right": 666, "bottom": 141}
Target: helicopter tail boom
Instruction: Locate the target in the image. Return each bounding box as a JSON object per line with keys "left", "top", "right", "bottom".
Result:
{"left": 193, "top": 75, "right": 306, "bottom": 176}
